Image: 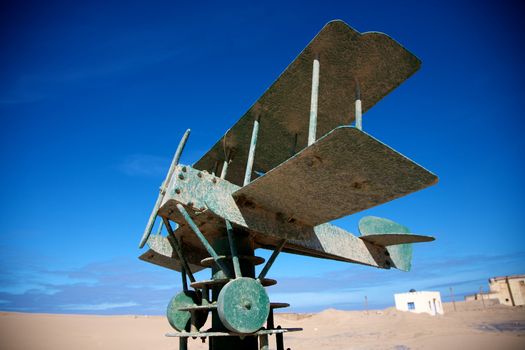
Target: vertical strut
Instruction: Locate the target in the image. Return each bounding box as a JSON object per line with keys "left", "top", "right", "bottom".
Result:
{"left": 244, "top": 117, "right": 260, "bottom": 186}
{"left": 355, "top": 80, "right": 362, "bottom": 130}
{"left": 139, "top": 129, "right": 191, "bottom": 248}
{"left": 259, "top": 334, "right": 269, "bottom": 350}
{"left": 181, "top": 267, "right": 188, "bottom": 292}
{"left": 308, "top": 58, "right": 320, "bottom": 146}
{"left": 221, "top": 149, "right": 231, "bottom": 179}
{"left": 225, "top": 219, "right": 242, "bottom": 278}
{"left": 176, "top": 204, "right": 233, "bottom": 277}
{"left": 258, "top": 239, "right": 286, "bottom": 280}
{"left": 162, "top": 217, "right": 196, "bottom": 283}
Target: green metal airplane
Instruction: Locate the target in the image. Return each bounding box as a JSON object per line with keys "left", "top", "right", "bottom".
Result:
{"left": 137, "top": 20, "right": 437, "bottom": 350}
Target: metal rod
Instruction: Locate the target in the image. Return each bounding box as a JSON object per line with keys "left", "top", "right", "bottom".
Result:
{"left": 220, "top": 150, "right": 230, "bottom": 179}
{"left": 276, "top": 325, "right": 284, "bottom": 350}
{"left": 162, "top": 217, "right": 196, "bottom": 283}
{"left": 308, "top": 58, "right": 320, "bottom": 146}
{"left": 176, "top": 204, "right": 232, "bottom": 277}
{"left": 181, "top": 267, "right": 188, "bottom": 292}
{"left": 179, "top": 337, "right": 188, "bottom": 350}
{"left": 259, "top": 334, "right": 269, "bottom": 350}
{"left": 225, "top": 219, "right": 242, "bottom": 278}
{"left": 355, "top": 81, "right": 362, "bottom": 130}
{"left": 139, "top": 129, "right": 191, "bottom": 248}
{"left": 267, "top": 308, "right": 275, "bottom": 329}
{"left": 258, "top": 239, "right": 286, "bottom": 280}
{"left": 243, "top": 117, "right": 260, "bottom": 186}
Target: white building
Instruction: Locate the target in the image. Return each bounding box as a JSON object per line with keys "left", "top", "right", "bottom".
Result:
{"left": 394, "top": 290, "right": 444, "bottom": 316}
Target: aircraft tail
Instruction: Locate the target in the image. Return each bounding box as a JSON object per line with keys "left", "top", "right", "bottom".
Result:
{"left": 359, "top": 216, "right": 429, "bottom": 272}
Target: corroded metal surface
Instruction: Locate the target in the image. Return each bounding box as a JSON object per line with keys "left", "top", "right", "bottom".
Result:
{"left": 360, "top": 233, "right": 434, "bottom": 246}
{"left": 137, "top": 19, "right": 437, "bottom": 350}
{"left": 359, "top": 216, "right": 415, "bottom": 271}
{"left": 217, "top": 278, "right": 270, "bottom": 334}
{"left": 235, "top": 126, "right": 437, "bottom": 226}
{"left": 139, "top": 234, "right": 206, "bottom": 273}
{"left": 167, "top": 290, "right": 207, "bottom": 331}
{"left": 154, "top": 164, "right": 395, "bottom": 269}
{"left": 193, "top": 20, "right": 421, "bottom": 186}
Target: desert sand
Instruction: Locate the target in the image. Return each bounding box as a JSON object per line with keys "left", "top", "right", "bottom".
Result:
{"left": 1, "top": 301, "right": 524, "bottom": 350}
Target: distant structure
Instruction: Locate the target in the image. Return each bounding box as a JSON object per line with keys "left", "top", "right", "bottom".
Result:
{"left": 465, "top": 274, "right": 525, "bottom": 306}
{"left": 394, "top": 290, "right": 444, "bottom": 316}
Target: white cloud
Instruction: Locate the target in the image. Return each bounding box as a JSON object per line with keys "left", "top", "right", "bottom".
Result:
{"left": 60, "top": 302, "right": 139, "bottom": 311}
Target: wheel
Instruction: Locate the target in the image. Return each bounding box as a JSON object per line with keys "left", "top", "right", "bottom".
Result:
{"left": 217, "top": 277, "right": 270, "bottom": 334}
{"left": 166, "top": 290, "right": 207, "bottom": 331}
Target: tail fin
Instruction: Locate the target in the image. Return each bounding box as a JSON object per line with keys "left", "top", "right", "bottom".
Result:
{"left": 358, "top": 216, "right": 414, "bottom": 272}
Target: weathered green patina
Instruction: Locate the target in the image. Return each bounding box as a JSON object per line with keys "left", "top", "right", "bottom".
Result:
{"left": 217, "top": 278, "right": 270, "bottom": 334}
{"left": 137, "top": 19, "right": 437, "bottom": 350}
{"left": 166, "top": 290, "right": 207, "bottom": 331}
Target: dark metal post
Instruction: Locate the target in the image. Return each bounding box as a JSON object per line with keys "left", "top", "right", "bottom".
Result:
{"left": 179, "top": 337, "right": 188, "bottom": 350}
{"left": 210, "top": 234, "right": 258, "bottom": 350}
{"left": 176, "top": 204, "right": 233, "bottom": 278}
{"left": 226, "top": 219, "right": 242, "bottom": 278}
{"left": 162, "top": 218, "right": 196, "bottom": 283}
{"left": 276, "top": 325, "right": 284, "bottom": 350}
{"left": 181, "top": 267, "right": 188, "bottom": 292}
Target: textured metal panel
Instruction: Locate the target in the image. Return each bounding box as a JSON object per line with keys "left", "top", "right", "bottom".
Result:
{"left": 139, "top": 233, "right": 207, "bottom": 273}
{"left": 148, "top": 164, "right": 410, "bottom": 270}
{"left": 235, "top": 127, "right": 438, "bottom": 226}
{"left": 360, "top": 233, "right": 434, "bottom": 246}
{"left": 193, "top": 20, "right": 421, "bottom": 186}
{"left": 358, "top": 216, "right": 415, "bottom": 271}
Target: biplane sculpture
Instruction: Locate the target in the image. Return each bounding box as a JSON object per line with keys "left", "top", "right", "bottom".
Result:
{"left": 137, "top": 20, "right": 437, "bottom": 350}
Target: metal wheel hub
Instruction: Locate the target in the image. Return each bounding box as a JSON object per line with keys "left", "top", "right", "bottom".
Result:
{"left": 217, "top": 277, "right": 270, "bottom": 334}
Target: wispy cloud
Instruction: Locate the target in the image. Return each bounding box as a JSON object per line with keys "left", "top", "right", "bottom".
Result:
{"left": 0, "top": 251, "right": 523, "bottom": 314}
{"left": 117, "top": 154, "right": 169, "bottom": 177}
{"left": 61, "top": 302, "right": 138, "bottom": 311}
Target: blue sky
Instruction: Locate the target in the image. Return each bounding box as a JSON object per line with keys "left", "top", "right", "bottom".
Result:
{"left": 1, "top": 0, "right": 524, "bottom": 314}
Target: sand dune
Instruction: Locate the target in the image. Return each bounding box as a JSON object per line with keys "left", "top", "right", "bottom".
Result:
{"left": 1, "top": 302, "right": 524, "bottom": 350}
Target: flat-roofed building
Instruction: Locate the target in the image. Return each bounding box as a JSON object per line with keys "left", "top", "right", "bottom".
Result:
{"left": 394, "top": 290, "right": 444, "bottom": 316}
{"left": 487, "top": 274, "right": 525, "bottom": 306}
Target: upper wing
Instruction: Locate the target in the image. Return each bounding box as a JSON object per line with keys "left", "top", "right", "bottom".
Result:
{"left": 193, "top": 20, "right": 421, "bottom": 186}
{"left": 233, "top": 127, "right": 437, "bottom": 226}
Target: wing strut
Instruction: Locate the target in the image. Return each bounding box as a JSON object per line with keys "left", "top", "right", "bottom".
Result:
{"left": 308, "top": 57, "right": 320, "bottom": 146}
{"left": 139, "top": 129, "right": 190, "bottom": 248}
{"left": 243, "top": 116, "right": 260, "bottom": 186}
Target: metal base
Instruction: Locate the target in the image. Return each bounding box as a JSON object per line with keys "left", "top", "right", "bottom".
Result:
{"left": 167, "top": 231, "right": 300, "bottom": 350}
